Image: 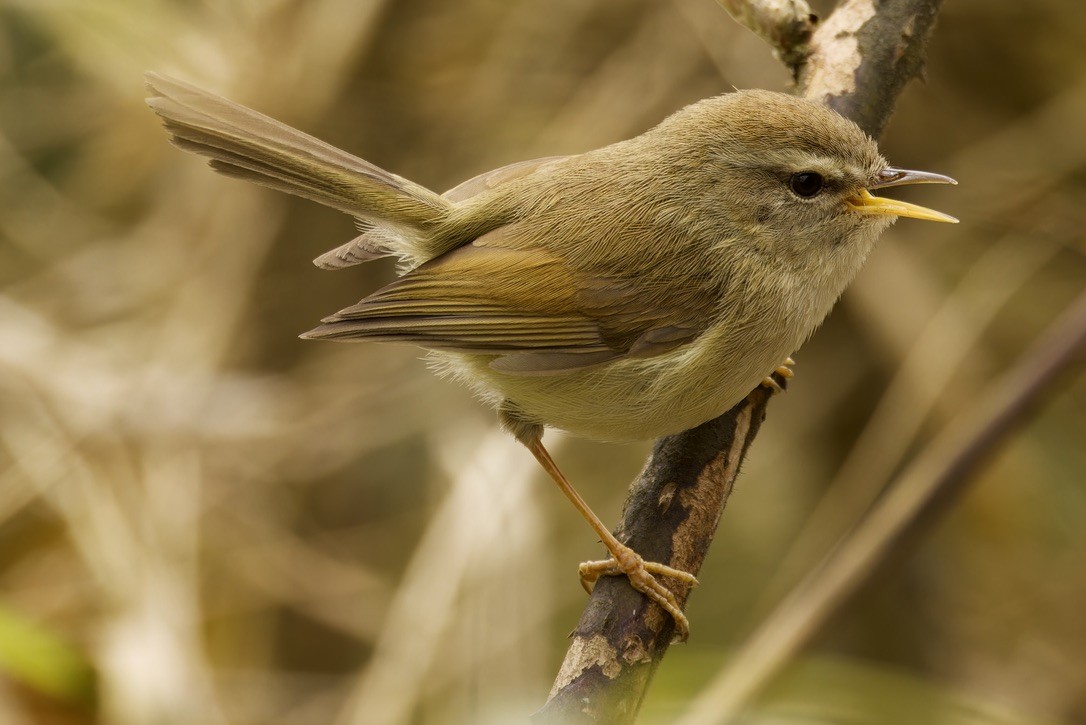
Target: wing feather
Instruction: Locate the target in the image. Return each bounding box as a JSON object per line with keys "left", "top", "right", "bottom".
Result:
{"left": 303, "top": 227, "right": 712, "bottom": 373}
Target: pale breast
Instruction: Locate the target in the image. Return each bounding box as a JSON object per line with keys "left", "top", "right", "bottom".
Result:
{"left": 431, "top": 298, "right": 804, "bottom": 442}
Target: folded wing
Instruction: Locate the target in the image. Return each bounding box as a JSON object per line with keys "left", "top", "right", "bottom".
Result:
{"left": 302, "top": 228, "right": 711, "bottom": 375}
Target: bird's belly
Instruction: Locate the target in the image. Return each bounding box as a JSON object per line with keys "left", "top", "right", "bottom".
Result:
{"left": 434, "top": 321, "right": 798, "bottom": 442}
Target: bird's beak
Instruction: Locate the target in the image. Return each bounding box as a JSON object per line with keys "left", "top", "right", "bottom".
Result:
{"left": 846, "top": 167, "right": 959, "bottom": 223}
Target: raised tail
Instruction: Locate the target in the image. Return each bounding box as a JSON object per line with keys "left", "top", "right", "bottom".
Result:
{"left": 144, "top": 73, "right": 452, "bottom": 233}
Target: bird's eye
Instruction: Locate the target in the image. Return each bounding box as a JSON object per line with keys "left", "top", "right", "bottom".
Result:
{"left": 789, "top": 172, "right": 824, "bottom": 198}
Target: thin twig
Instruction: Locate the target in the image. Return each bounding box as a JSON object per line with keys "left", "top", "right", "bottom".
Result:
{"left": 760, "top": 208, "right": 1067, "bottom": 606}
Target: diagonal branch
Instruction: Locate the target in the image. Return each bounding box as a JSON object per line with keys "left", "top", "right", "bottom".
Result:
{"left": 535, "top": 1, "right": 950, "bottom": 722}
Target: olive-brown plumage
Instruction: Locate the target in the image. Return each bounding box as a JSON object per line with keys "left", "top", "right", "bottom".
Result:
{"left": 146, "top": 73, "right": 956, "bottom": 640}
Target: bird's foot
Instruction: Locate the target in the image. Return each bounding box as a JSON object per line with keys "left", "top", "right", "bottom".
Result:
{"left": 579, "top": 543, "right": 698, "bottom": 642}
{"left": 761, "top": 356, "right": 796, "bottom": 394}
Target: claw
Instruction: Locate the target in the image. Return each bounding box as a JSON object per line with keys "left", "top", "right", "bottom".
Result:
{"left": 761, "top": 376, "right": 784, "bottom": 393}
{"left": 761, "top": 357, "right": 796, "bottom": 394}
{"left": 579, "top": 545, "right": 697, "bottom": 642}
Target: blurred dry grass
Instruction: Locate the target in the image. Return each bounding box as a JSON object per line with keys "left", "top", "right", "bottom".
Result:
{"left": 0, "top": 1, "right": 1084, "bottom": 723}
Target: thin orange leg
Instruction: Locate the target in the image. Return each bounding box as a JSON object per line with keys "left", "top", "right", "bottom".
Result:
{"left": 524, "top": 436, "right": 697, "bottom": 641}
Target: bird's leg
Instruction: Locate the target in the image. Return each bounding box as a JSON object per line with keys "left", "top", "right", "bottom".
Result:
{"left": 526, "top": 436, "right": 697, "bottom": 641}
{"left": 500, "top": 408, "right": 696, "bottom": 642}
{"left": 761, "top": 356, "right": 796, "bottom": 393}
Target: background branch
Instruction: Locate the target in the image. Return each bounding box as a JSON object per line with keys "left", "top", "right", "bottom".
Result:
{"left": 713, "top": 0, "right": 816, "bottom": 75}
{"left": 537, "top": 1, "right": 952, "bottom": 722}
{"left": 676, "top": 283, "right": 1086, "bottom": 724}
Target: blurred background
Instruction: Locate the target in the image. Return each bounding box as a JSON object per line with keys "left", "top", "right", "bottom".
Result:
{"left": 0, "top": 0, "right": 1084, "bottom": 723}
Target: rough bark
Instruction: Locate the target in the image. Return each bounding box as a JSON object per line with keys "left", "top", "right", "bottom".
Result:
{"left": 799, "top": 0, "right": 946, "bottom": 138}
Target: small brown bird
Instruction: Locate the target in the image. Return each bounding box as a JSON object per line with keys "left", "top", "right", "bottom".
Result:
{"left": 146, "top": 73, "right": 956, "bottom": 640}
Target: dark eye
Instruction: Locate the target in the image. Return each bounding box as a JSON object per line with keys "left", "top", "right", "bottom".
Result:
{"left": 789, "top": 172, "right": 824, "bottom": 198}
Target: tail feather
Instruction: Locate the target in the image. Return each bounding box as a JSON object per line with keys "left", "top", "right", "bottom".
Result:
{"left": 145, "top": 73, "right": 451, "bottom": 229}
{"left": 165, "top": 130, "right": 375, "bottom": 218}
{"left": 311, "top": 228, "right": 399, "bottom": 269}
